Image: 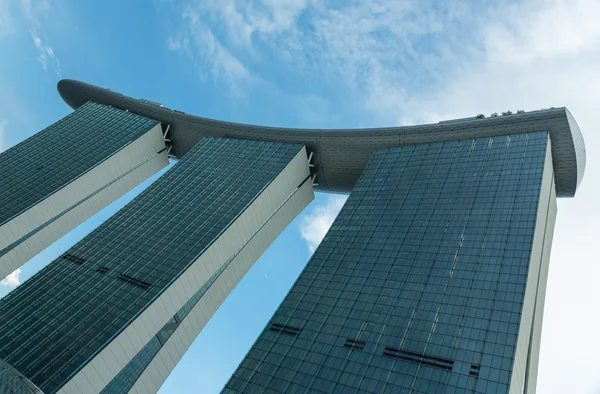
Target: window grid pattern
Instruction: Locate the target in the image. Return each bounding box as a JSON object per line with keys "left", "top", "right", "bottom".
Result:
{"left": 224, "top": 132, "right": 549, "bottom": 394}
{"left": 0, "top": 137, "right": 304, "bottom": 394}
{"left": 99, "top": 336, "right": 162, "bottom": 394}
{"left": 0, "top": 101, "right": 159, "bottom": 225}
{"left": 101, "top": 214, "right": 265, "bottom": 394}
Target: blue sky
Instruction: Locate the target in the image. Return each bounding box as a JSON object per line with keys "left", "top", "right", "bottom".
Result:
{"left": 1, "top": 0, "right": 600, "bottom": 393}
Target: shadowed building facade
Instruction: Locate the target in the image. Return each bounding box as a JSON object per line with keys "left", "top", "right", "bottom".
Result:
{"left": 0, "top": 79, "right": 586, "bottom": 394}
{"left": 224, "top": 133, "right": 554, "bottom": 394}
{"left": 0, "top": 102, "right": 168, "bottom": 281}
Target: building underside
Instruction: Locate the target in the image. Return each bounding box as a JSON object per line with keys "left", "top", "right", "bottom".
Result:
{"left": 56, "top": 79, "right": 585, "bottom": 197}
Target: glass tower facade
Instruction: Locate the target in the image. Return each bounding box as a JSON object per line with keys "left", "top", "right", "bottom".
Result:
{"left": 0, "top": 102, "right": 168, "bottom": 280}
{"left": 0, "top": 102, "right": 159, "bottom": 226}
{"left": 224, "top": 133, "right": 554, "bottom": 394}
{"left": 0, "top": 137, "right": 312, "bottom": 393}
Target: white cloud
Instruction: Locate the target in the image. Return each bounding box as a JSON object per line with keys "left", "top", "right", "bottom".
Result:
{"left": 299, "top": 195, "right": 346, "bottom": 253}
{"left": 166, "top": 0, "right": 310, "bottom": 93}
{"left": 215, "top": 0, "right": 308, "bottom": 46}
{"left": 30, "top": 30, "right": 61, "bottom": 76}
{"left": 0, "top": 268, "right": 21, "bottom": 289}
{"left": 392, "top": 0, "right": 600, "bottom": 126}
{"left": 485, "top": 0, "right": 600, "bottom": 64}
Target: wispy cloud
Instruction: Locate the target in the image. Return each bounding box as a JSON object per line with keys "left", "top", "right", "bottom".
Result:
{"left": 0, "top": 268, "right": 21, "bottom": 289}
{"left": 163, "top": 1, "right": 480, "bottom": 117}
{"left": 164, "top": 0, "right": 600, "bottom": 125}
{"left": 206, "top": 0, "right": 308, "bottom": 47}
{"left": 166, "top": 4, "right": 256, "bottom": 94}
{"left": 30, "top": 30, "right": 61, "bottom": 76}
{"left": 299, "top": 195, "right": 346, "bottom": 253}
{"left": 165, "top": 0, "right": 309, "bottom": 94}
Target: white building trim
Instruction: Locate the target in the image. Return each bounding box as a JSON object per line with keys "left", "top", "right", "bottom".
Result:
{"left": 0, "top": 124, "right": 167, "bottom": 280}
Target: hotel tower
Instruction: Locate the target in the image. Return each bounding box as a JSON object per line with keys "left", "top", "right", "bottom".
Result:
{"left": 0, "top": 80, "right": 585, "bottom": 394}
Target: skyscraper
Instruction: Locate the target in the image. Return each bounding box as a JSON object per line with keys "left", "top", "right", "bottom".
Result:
{"left": 0, "top": 102, "right": 168, "bottom": 281}
{"left": 224, "top": 133, "right": 553, "bottom": 394}
{"left": 0, "top": 79, "right": 586, "bottom": 394}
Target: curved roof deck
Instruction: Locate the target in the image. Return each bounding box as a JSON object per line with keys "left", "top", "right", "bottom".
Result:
{"left": 57, "top": 79, "right": 585, "bottom": 197}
